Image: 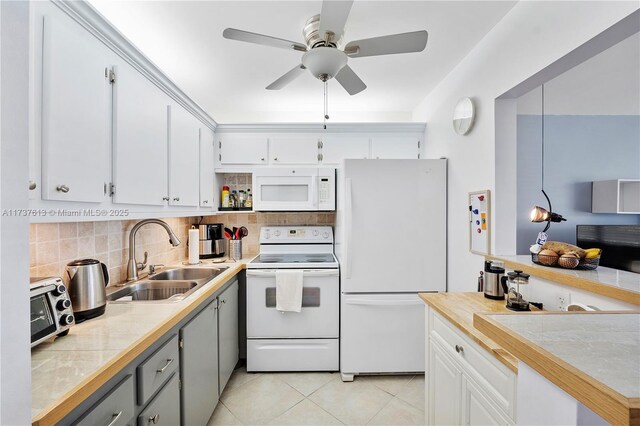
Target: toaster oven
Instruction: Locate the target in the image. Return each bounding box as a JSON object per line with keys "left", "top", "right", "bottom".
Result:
{"left": 30, "top": 277, "right": 75, "bottom": 348}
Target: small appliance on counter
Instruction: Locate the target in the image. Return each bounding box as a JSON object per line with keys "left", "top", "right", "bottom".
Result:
{"left": 483, "top": 260, "right": 506, "bottom": 300}
{"left": 65, "top": 259, "right": 109, "bottom": 322}
{"left": 196, "top": 224, "right": 226, "bottom": 259}
{"left": 500, "top": 269, "right": 531, "bottom": 311}
{"left": 30, "top": 277, "right": 74, "bottom": 348}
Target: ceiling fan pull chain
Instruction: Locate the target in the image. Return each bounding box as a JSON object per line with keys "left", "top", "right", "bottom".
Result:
{"left": 323, "top": 80, "right": 329, "bottom": 130}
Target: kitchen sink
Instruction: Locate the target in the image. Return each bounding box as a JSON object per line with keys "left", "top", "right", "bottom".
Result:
{"left": 107, "top": 267, "right": 228, "bottom": 302}
{"left": 149, "top": 267, "right": 225, "bottom": 282}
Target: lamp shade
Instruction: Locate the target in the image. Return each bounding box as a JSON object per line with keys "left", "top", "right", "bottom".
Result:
{"left": 302, "top": 47, "right": 347, "bottom": 81}
{"left": 530, "top": 205, "right": 566, "bottom": 223}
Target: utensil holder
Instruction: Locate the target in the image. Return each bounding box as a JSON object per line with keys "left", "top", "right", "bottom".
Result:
{"left": 229, "top": 240, "right": 242, "bottom": 260}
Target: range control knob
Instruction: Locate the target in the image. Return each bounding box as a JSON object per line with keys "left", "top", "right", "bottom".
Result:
{"left": 59, "top": 314, "right": 74, "bottom": 326}
{"left": 313, "top": 230, "right": 320, "bottom": 236}
{"left": 322, "top": 232, "right": 330, "bottom": 239}
{"left": 274, "top": 230, "right": 281, "bottom": 237}
{"left": 264, "top": 232, "right": 271, "bottom": 239}
{"left": 56, "top": 299, "right": 71, "bottom": 311}
{"left": 52, "top": 284, "right": 66, "bottom": 296}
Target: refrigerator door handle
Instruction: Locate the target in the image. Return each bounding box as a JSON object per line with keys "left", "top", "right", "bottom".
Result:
{"left": 343, "top": 298, "right": 424, "bottom": 306}
{"left": 345, "top": 178, "right": 353, "bottom": 279}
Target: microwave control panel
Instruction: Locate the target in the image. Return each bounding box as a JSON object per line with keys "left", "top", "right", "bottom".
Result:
{"left": 319, "top": 178, "right": 330, "bottom": 203}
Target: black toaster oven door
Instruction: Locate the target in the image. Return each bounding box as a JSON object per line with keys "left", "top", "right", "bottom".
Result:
{"left": 30, "top": 294, "right": 56, "bottom": 345}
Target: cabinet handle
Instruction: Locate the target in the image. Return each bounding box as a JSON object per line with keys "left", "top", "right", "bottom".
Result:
{"left": 455, "top": 344, "right": 464, "bottom": 354}
{"left": 162, "top": 196, "right": 169, "bottom": 201}
{"left": 156, "top": 358, "right": 174, "bottom": 373}
{"left": 173, "top": 197, "right": 180, "bottom": 202}
{"left": 203, "top": 200, "right": 209, "bottom": 204}
{"left": 261, "top": 157, "right": 265, "bottom": 161}
{"left": 148, "top": 414, "right": 160, "bottom": 424}
{"left": 56, "top": 184, "right": 69, "bottom": 193}
{"left": 274, "top": 157, "right": 278, "bottom": 161}
{"left": 220, "top": 299, "right": 226, "bottom": 304}
{"left": 29, "top": 181, "right": 36, "bottom": 190}
{"left": 106, "top": 411, "right": 123, "bottom": 426}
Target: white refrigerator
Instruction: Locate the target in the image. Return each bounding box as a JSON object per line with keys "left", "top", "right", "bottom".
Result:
{"left": 335, "top": 159, "right": 447, "bottom": 380}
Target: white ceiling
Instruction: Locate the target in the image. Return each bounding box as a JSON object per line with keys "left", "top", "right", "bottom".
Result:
{"left": 88, "top": 0, "right": 516, "bottom": 124}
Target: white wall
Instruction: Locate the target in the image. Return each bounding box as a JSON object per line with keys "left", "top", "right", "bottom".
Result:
{"left": 0, "top": 1, "right": 31, "bottom": 424}
{"left": 412, "top": 1, "right": 639, "bottom": 292}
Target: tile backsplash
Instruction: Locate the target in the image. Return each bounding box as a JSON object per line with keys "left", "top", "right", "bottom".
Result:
{"left": 29, "top": 217, "right": 194, "bottom": 285}
{"left": 29, "top": 212, "right": 336, "bottom": 283}
{"left": 201, "top": 212, "right": 335, "bottom": 257}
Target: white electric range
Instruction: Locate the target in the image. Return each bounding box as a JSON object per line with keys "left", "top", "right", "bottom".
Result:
{"left": 246, "top": 226, "right": 339, "bottom": 372}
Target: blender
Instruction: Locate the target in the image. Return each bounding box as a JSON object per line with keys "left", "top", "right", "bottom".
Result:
{"left": 500, "top": 270, "right": 531, "bottom": 311}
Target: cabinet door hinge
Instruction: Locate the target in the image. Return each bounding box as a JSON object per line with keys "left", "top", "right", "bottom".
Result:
{"left": 219, "top": 153, "right": 222, "bottom": 162}
{"left": 179, "top": 379, "right": 182, "bottom": 390}
{"left": 418, "top": 140, "right": 421, "bottom": 148}
{"left": 418, "top": 153, "right": 421, "bottom": 159}
{"left": 179, "top": 338, "right": 184, "bottom": 349}
{"left": 317, "top": 140, "right": 323, "bottom": 149}
{"left": 108, "top": 69, "right": 116, "bottom": 84}
{"left": 219, "top": 141, "right": 221, "bottom": 149}
{"left": 108, "top": 183, "right": 115, "bottom": 196}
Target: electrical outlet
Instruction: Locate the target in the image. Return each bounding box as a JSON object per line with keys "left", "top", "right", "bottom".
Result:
{"left": 557, "top": 291, "right": 571, "bottom": 311}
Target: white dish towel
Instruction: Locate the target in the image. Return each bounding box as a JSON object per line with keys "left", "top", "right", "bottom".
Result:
{"left": 276, "top": 269, "right": 304, "bottom": 313}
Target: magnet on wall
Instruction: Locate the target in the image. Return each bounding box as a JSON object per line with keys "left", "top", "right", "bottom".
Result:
{"left": 476, "top": 220, "right": 480, "bottom": 225}
{"left": 477, "top": 228, "right": 482, "bottom": 233}
{"left": 472, "top": 209, "right": 479, "bottom": 215}
{"left": 478, "top": 195, "right": 485, "bottom": 201}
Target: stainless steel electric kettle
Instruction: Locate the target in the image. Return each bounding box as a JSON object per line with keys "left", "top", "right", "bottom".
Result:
{"left": 65, "top": 259, "right": 109, "bottom": 322}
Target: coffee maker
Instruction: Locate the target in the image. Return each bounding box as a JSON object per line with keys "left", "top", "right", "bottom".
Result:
{"left": 197, "top": 224, "right": 225, "bottom": 259}
{"left": 483, "top": 260, "right": 506, "bottom": 300}
{"left": 501, "top": 270, "right": 531, "bottom": 311}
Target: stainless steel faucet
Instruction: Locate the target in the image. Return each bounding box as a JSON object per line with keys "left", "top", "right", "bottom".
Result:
{"left": 126, "top": 219, "right": 181, "bottom": 282}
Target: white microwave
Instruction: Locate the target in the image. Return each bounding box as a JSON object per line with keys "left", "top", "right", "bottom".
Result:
{"left": 252, "top": 168, "right": 336, "bottom": 211}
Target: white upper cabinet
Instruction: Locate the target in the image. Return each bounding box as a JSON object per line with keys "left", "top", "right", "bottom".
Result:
{"left": 321, "top": 134, "right": 370, "bottom": 164}
{"left": 40, "top": 14, "right": 111, "bottom": 203}
{"left": 199, "top": 128, "right": 215, "bottom": 208}
{"left": 168, "top": 104, "right": 200, "bottom": 207}
{"left": 112, "top": 60, "right": 169, "bottom": 206}
{"left": 371, "top": 136, "right": 420, "bottom": 159}
{"left": 269, "top": 135, "right": 320, "bottom": 164}
{"left": 218, "top": 134, "right": 268, "bottom": 165}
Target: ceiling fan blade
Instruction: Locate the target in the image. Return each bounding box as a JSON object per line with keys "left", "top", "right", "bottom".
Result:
{"left": 344, "top": 30, "right": 428, "bottom": 58}
{"left": 223, "top": 28, "right": 307, "bottom": 52}
{"left": 319, "top": 0, "right": 354, "bottom": 42}
{"left": 335, "top": 65, "right": 366, "bottom": 95}
{"left": 266, "top": 64, "right": 307, "bottom": 90}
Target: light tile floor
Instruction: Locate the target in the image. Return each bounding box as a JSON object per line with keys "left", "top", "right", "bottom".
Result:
{"left": 208, "top": 367, "right": 424, "bottom": 425}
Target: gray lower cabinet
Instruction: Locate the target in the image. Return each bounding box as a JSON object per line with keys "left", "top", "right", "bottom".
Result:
{"left": 218, "top": 281, "right": 239, "bottom": 393}
{"left": 75, "top": 375, "right": 135, "bottom": 426}
{"left": 180, "top": 300, "right": 219, "bottom": 426}
{"left": 137, "top": 334, "right": 179, "bottom": 405}
{"left": 137, "top": 373, "right": 180, "bottom": 426}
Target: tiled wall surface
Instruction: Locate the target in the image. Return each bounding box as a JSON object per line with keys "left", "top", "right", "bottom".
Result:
{"left": 29, "top": 217, "right": 194, "bottom": 285}
{"left": 202, "top": 212, "right": 336, "bottom": 257}
{"left": 29, "top": 213, "right": 336, "bottom": 282}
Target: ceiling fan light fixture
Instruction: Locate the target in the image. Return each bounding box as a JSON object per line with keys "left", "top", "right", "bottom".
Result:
{"left": 302, "top": 47, "right": 347, "bottom": 81}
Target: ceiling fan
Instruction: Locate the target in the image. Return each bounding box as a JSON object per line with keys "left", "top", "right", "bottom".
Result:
{"left": 222, "top": 0, "right": 428, "bottom": 96}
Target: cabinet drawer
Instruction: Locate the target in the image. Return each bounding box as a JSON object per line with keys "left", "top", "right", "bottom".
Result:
{"left": 247, "top": 339, "right": 338, "bottom": 372}
{"left": 137, "top": 373, "right": 180, "bottom": 426}
{"left": 137, "top": 334, "right": 179, "bottom": 405}
{"left": 75, "top": 375, "right": 134, "bottom": 426}
{"left": 430, "top": 311, "right": 516, "bottom": 417}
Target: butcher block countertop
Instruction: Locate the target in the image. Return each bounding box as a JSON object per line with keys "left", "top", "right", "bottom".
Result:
{"left": 487, "top": 255, "right": 640, "bottom": 305}
{"left": 31, "top": 258, "right": 252, "bottom": 426}
{"left": 419, "top": 292, "right": 536, "bottom": 373}
{"left": 475, "top": 311, "right": 640, "bottom": 426}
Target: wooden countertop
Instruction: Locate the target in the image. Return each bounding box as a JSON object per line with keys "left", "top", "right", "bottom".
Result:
{"left": 31, "top": 259, "right": 250, "bottom": 426}
{"left": 487, "top": 255, "right": 640, "bottom": 305}
{"left": 474, "top": 311, "right": 640, "bottom": 426}
{"left": 419, "top": 292, "right": 526, "bottom": 373}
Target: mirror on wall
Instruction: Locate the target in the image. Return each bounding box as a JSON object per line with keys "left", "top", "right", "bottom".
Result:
{"left": 515, "top": 32, "right": 640, "bottom": 254}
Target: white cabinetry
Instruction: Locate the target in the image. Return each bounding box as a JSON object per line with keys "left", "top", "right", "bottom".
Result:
{"left": 321, "top": 134, "right": 369, "bottom": 164}
{"left": 40, "top": 13, "right": 111, "bottom": 203}
{"left": 168, "top": 104, "right": 200, "bottom": 207}
{"left": 592, "top": 179, "right": 640, "bottom": 214}
{"left": 218, "top": 134, "right": 268, "bottom": 165}
{"left": 426, "top": 307, "right": 516, "bottom": 425}
{"left": 269, "top": 135, "right": 320, "bottom": 164}
{"left": 112, "top": 60, "right": 169, "bottom": 206}
{"left": 371, "top": 136, "right": 420, "bottom": 159}
{"left": 199, "top": 128, "right": 215, "bottom": 208}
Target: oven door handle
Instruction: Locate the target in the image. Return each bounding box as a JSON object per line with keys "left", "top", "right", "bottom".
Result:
{"left": 246, "top": 270, "right": 339, "bottom": 278}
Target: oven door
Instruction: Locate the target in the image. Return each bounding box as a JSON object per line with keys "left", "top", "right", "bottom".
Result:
{"left": 30, "top": 292, "right": 58, "bottom": 346}
{"left": 246, "top": 269, "right": 339, "bottom": 338}
{"left": 252, "top": 168, "right": 319, "bottom": 211}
